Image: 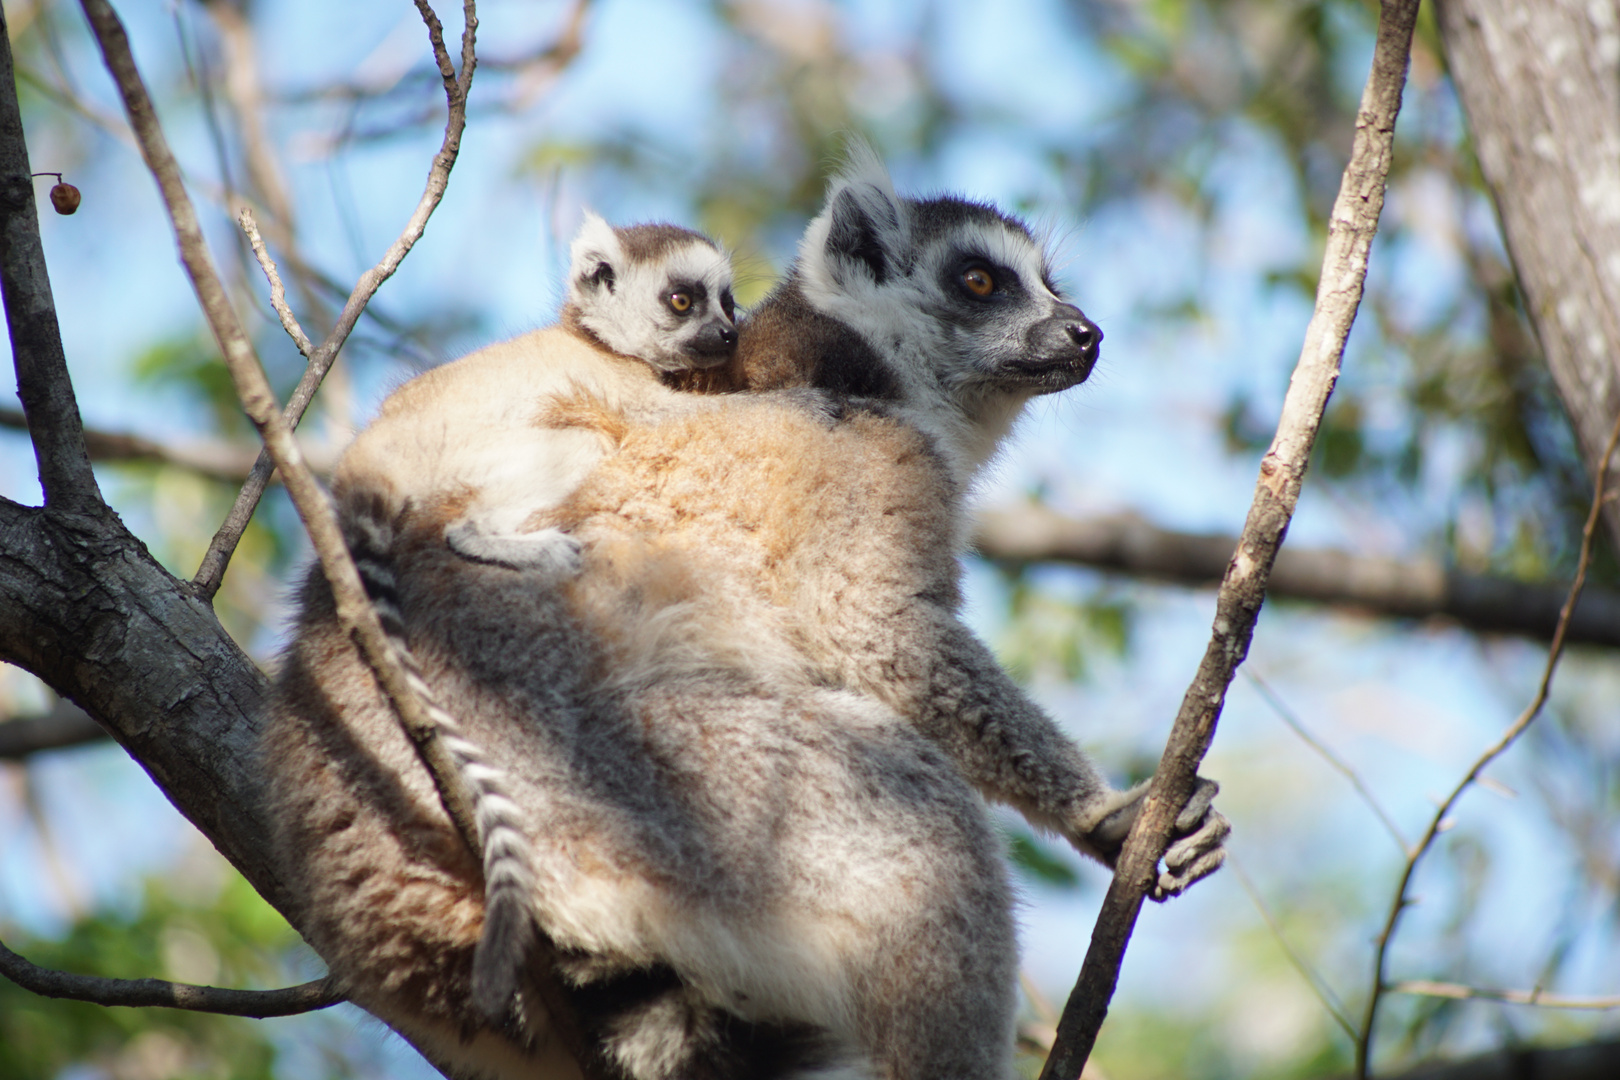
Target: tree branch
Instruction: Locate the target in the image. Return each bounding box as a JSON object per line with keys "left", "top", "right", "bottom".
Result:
{"left": 1436, "top": 0, "right": 1620, "bottom": 559}
{"left": 975, "top": 505, "right": 1620, "bottom": 647}
{"left": 0, "top": 698, "right": 104, "bottom": 758}
{"left": 78, "top": 5, "right": 602, "bottom": 1075}
{"left": 0, "top": 935, "right": 343, "bottom": 1017}
{"left": 191, "top": 0, "right": 480, "bottom": 599}
{"left": 1356, "top": 407, "right": 1620, "bottom": 1079}
{"left": 1037, "top": 1, "right": 1424, "bottom": 1075}
{"left": 0, "top": 5, "right": 101, "bottom": 512}
{"left": 79, "top": 0, "right": 487, "bottom": 885}
{"left": 1389, "top": 980, "right": 1620, "bottom": 1011}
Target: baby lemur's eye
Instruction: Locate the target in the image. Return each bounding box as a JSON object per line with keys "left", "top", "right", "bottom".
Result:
{"left": 962, "top": 266, "right": 994, "bottom": 297}
{"left": 668, "top": 290, "right": 693, "bottom": 313}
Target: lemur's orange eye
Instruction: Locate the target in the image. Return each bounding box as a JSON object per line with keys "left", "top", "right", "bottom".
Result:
{"left": 669, "top": 291, "right": 693, "bottom": 313}
{"left": 963, "top": 267, "right": 994, "bottom": 296}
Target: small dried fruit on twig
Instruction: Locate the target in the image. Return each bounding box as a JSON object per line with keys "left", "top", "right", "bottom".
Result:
{"left": 49, "top": 182, "right": 81, "bottom": 215}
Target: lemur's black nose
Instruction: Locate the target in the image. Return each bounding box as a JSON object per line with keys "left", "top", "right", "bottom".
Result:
{"left": 1064, "top": 316, "right": 1102, "bottom": 365}
{"left": 690, "top": 320, "right": 739, "bottom": 362}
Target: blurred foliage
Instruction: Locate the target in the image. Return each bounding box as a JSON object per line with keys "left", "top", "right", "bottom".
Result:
{"left": 996, "top": 570, "right": 1131, "bottom": 685}
{"left": 1004, "top": 825, "right": 1084, "bottom": 890}
{"left": 0, "top": 871, "right": 299, "bottom": 1080}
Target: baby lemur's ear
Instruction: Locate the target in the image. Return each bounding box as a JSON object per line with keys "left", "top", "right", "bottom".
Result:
{"left": 569, "top": 210, "right": 624, "bottom": 297}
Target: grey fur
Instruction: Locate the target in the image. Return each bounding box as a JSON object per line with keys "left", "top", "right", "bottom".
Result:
{"left": 263, "top": 155, "right": 1227, "bottom": 1079}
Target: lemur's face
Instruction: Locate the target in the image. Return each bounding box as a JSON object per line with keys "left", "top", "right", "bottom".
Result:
{"left": 797, "top": 178, "right": 1100, "bottom": 407}
{"left": 910, "top": 201, "right": 1100, "bottom": 398}
{"left": 569, "top": 219, "right": 737, "bottom": 372}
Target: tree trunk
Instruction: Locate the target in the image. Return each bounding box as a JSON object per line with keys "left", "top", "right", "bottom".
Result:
{"left": 1436, "top": 0, "right": 1620, "bottom": 557}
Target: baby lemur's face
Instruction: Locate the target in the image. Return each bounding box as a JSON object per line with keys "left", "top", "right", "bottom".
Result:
{"left": 567, "top": 215, "right": 737, "bottom": 372}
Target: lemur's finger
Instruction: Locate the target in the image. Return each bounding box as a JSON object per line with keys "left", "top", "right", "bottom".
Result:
{"left": 1151, "top": 847, "right": 1227, "bottom": 902}
{"left": 1173, "top": 777, "right": 1220, "bottom": 835}
{"left": 1163, "top": 809, "right": 1230, "bottom": 873}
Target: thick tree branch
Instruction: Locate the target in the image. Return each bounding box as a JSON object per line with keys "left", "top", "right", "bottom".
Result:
{"left": 14, "top": 392, "right": 1617, "bottom": 643}
{"left": 0, "top": 698, "right": 104, "bottom": 758}
{"left": 1436, "top": 0, "right": 1620, "bottom": 559}
{"left": 1038, "top": 1, "right": 1423, "bottom": 1075}
{"left": 976, "top": 505, "right": 1620, "bottom": 647}
{"left": 0, "top": 935, "right": 342, "bottom": 1017}
{"left": 0, "top": 6, "right": 100, "bottom": 512}
{"left": 1356, "top": 409, "right": 1620, "bottom": 1078}
{"left": 192, "top": 0, "right": 480, "bottom": 599}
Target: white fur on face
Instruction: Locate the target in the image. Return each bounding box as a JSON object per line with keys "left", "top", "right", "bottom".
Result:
{"left": 567, "top": 212, "right": 735, "bottom": 372}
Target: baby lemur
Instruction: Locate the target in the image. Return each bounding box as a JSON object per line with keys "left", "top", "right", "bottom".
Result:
{"left": 264, "top": 155, "right": 1228, "bottom": 1080}
{"left": 321, "top": 211, "right": 737, "bottom": 1020}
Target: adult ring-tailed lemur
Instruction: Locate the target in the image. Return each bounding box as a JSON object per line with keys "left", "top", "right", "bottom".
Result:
{"left": 262, "top": 147, "right": 1228, "bottom": 1080}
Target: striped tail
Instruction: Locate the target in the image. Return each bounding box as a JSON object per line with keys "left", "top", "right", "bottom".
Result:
{"left": 342, "top": 493, "right": 542, "bottom": 1023}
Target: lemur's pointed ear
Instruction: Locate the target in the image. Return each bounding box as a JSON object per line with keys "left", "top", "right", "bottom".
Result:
{"left": 568, "top": 211, "right": 623, "bottom": 295}
{"left": 804, "top": 143, "right": 909, "bottom": 289}
{"left": 825, "top": 184, "right": 904, "bottom": 285}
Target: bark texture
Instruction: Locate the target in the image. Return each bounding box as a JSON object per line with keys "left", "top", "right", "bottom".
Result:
{"left": 1437, "top": 0, "right": 1620, "bottom": 556}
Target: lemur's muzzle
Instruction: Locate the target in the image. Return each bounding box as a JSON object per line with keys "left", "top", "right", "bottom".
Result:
{"left": 1020, "top": 303, "right": 1103, "bottom": 382}
{"left": 688, "top": 319, "right": 739, "bottom": 366}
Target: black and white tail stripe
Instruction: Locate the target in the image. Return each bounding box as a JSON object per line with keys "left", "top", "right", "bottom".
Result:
{"left": 343, "top": 495, "right": 541, "bottom": 1023}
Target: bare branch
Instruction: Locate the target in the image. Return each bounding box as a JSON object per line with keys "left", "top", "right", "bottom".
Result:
{"left": 0, "top": 935, "right": 342, "bottom": 1017}
{"left": 1037, "top": 2, "right": 1424, "bottom": 1075}
{"left": 0, "top": 698, "right": 104, "bottom": 758}
{"left": 79, "top": 5, "right": 603, "bottom": 1075}
{"left": 1389, "top": 980, "right": 1620, "bottom": 1011}
{"left": 976, "top": 505, "right": 1620, "bottom": 647}
{"left": 1242, "top": 669, "right": 1409, "bottom": 855}
{"left": 237, "top": 208, "right": 314, "bottom": 357}
{"left": 78, "top": 0, "right": 487, "bottom": 889}
{"left": 0, "top": 6, "right": 101, "bottom": 512}
{"left": 192, "top": 0, "right": 480, "bottom": 599}
{"left": 0, "top": 405, "right": 342, "bottom": 482}
{"left": 1356, "top": 407, "right": 1620, "bottom": 1079}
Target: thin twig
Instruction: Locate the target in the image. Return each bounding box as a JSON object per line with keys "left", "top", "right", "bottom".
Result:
{"left": 1388, "top": 980, "right": 1620, "bottom": 1011}
{"left": 0, "top": 935, "right": 342, "bottom": 1017}
{"left": 1228, "top": 854, "right": 1356, "bottom": 1040}
{"left": 238, "top": 207, "right": 313, "bottom": 356}
{"left": 1243, "top": 669, "right": 1409, "bottom": 855}
{"left": 1036, "top": 3, "right": 1423, "bottom": 1076}
{"left": 1355, "top": 407, "right": 1620, "bottom": 1079}
{"left": 191, "top": 0, "right": 480, "bottom": 599}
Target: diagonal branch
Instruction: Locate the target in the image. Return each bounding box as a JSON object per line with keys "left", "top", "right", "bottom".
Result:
{"left": 77, "top": 0, "right": 485, "bottom": 914}
{"left": 0, "top": 934, "right": 343, "bottom": 1018}
{"left": 191, "top": 0, "right": 480, "bottom": 599}
{"left": 1037, "top": 1, "right": 1424, "bottom": 1076}
{"left": 1355, "top": 407, "right": 1620, "bottom": 1079}
{"left": 78, "top": 5, "right": 604, "bottom": 1076}
{"left": 0, "top": 5, "right": 101, "bottom": 513}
